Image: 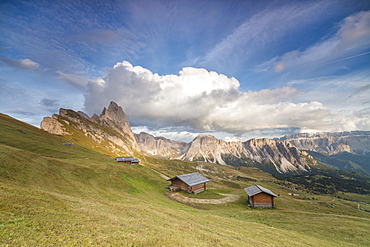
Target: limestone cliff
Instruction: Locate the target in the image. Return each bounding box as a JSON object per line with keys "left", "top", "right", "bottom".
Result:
{"left": 136, "top": 133, "right": 317, "bottom": 174}
{"left": 40, "top": 101, "right": 138, "bottom": 155}
{"left": 135, "top": 132, "right": 188, "bottom": 158}
{"left": 40, "top": 114, "right": 70, "bottom": 135}
{"left": 279, "top": 131, "right": 370, "bottom": 155}
{"left": 178, "top": 135, "right": 316, "bottom": 174}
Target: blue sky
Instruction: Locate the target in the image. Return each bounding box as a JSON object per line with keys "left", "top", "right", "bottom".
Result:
{"left": 1, "top": 0, "right": 370, "bottom": 142}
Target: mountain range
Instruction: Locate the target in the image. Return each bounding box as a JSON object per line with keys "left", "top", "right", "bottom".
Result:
{"left": 40, "top": 101, "right": 370, "bottom": 176}
{"left": 278, "top": 131, "right": 370, "bottom": 155}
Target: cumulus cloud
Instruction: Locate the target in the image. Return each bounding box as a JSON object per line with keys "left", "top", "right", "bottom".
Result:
{"left": 0, "top": 56, "right": 39, "bottom": 70}
{"left": 84, "top": 61, "right": 368, "bottom": 136}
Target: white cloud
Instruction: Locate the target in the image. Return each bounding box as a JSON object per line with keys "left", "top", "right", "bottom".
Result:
{"left": 339, "top": 11, "right": 370, "bottom": 46}
{"left": 261, "top": 10, "right": 370, "bottom": 74}
{"left": 202, "top": 1, "right": 333, "bottom": 67}
{"left": 56, "top": 71, "right": 90, "bottom": 88}
{"left": 0, "top": 56, "right": 39, "bottom": 70}
{"left": 84, "top": 61, "right": 369, "bottom": 136}
{"left": 131, "top": 126, "right": 199, "bottom": 143}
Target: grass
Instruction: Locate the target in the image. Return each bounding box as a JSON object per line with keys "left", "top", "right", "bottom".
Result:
{"left": 173, "top": 189, "right": 234, "bottom": 199}
{"left": 1, "top": 113, "right": 370, "bottom": 246}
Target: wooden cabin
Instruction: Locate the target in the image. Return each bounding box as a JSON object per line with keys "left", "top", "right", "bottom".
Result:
{"left": 115, "top": 157, "right": 140, "bottom": 165}
{"left": 244, "top": 185, "right": 277, "bottom": 208}
{"left": 167, "top": 172, "right": 211, "bottom": 194}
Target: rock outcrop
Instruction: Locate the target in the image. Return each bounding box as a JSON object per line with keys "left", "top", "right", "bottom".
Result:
{"left": 279, "top": 131, "right": 370, "bottom": 155}
{"left": 40, "top": 114, "right": 70, "bottom": 135}
{"left": 41, "top": 101, "right": 138, "bottom": 155}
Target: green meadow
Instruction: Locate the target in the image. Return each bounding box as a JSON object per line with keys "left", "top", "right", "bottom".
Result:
{"left": 1, "top": 113, "right": 370, "bottom": 246}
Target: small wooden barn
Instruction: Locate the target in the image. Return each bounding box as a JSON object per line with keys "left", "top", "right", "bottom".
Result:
{"left": 115, "top": 157, "right": 140, "bottom": 165}
{"left": 244, "top": 185, "right": 277, "bottom": 208}
{"left": 63, "top": 143, "right": 74, "bottom": 145}
{"left": 167, "top": 172, "right": 211, "bottom": 194}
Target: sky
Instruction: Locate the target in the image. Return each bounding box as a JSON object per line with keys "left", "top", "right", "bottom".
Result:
{"left": 1, "top": 0, "right": 370, "bottom": 143}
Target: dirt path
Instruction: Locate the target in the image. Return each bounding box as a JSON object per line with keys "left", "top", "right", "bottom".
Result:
{"left": 168, "top": 193, "right": 240, "bottom": 204}
{"left": 151, "top": 169, "right": 170, "bottom": 180}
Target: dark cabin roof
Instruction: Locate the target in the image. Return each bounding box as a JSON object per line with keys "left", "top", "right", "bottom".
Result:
{"left": 244, "top": 185, "right": 277, "bottom": 197}
{"left": 168, "top": 172, "right": 211, "bottom": 187}
{"left": 115, "top": 157, "right": 140, "bottom": 162}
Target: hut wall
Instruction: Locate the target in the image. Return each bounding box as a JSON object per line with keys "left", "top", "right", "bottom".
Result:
{"left": 170, "top": 179, "right": 189, "bottom": 191}
{"left": 117, "top": 160, "right": 131, "bottom": 164}
{"left": 190, "top": 183, "right": 205, "bottom": 194}
{"left": 252, "top": 192, "right": 274, "bottom": 208}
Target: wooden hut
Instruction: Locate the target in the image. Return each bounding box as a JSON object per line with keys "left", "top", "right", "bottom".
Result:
{"left": 115, "top": 157, "right": 140, "bottom": 165}
{"left": 244, "top": 185, "right": 277, "bottom": 208}
{"left": 63, "top": 143, "right": 74, "bottom": 145}
{"left": 167, "top": 172, "right": 211, "bottom": 194}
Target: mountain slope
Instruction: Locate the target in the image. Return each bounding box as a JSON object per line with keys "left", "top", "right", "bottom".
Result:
{"left": 1, "top": 112, "right": 370, "bottom": 246}
{"left": 41, "top": 101, "right": 138, "bottom": 156}
{"left": 307, "top": 151, "right": 370, "bottom": 176}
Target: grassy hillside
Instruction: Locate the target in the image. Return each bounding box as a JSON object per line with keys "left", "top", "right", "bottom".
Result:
{"left": 307, "top": 150, "right": 370, "bottom": 176}
{"left": 332, "top": 152, "right": 370, "bottom": 173}
{"left": 1, "top": 114, "right": 370, "bottom": 246}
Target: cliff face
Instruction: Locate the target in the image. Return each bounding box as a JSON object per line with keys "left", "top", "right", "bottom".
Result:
{"left": 180, "top": 135, "right": 244, "bottom": 165}
{"left": 40, "top": 114, "right": 70, "bottom": 135}
{"left": 279, "top": 131, "right": 370, "bottom": 155}
{"left": 40, "top": 101, "right": 138, "bottom": 155}
{"left": 136, "top": 133, "right": 317, "bottom": 174}
{"left": 178, "top": 135, "right": 316, "bottom": 174}
{"left": 135, "top": 132, "right": 189, "bottom": 158}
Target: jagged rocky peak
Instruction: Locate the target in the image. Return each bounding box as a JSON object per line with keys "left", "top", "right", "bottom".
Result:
{"left": 78, "top": 111, "right": 90, "bottom": 119}
{"left": 100, "top": 101, "right": 130, "bottom": 127}
{"left": 40, "top": 101, "right": 138, "bottom": 155}
{"left": 191, "top": 134, "right": 219, "bottom": 144}
{"left": 90, "top": 113, "right": 100, "bottom": 123}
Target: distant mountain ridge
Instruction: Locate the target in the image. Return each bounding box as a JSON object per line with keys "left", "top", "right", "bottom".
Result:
{"left": 136, "top": 132, "right": 317, "bottom": 175}
{"left": 278, "top": 131, "right": 370, "bottom": 155}
{"left": 41, "top": 101, "right": 319, "bottom": 175}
